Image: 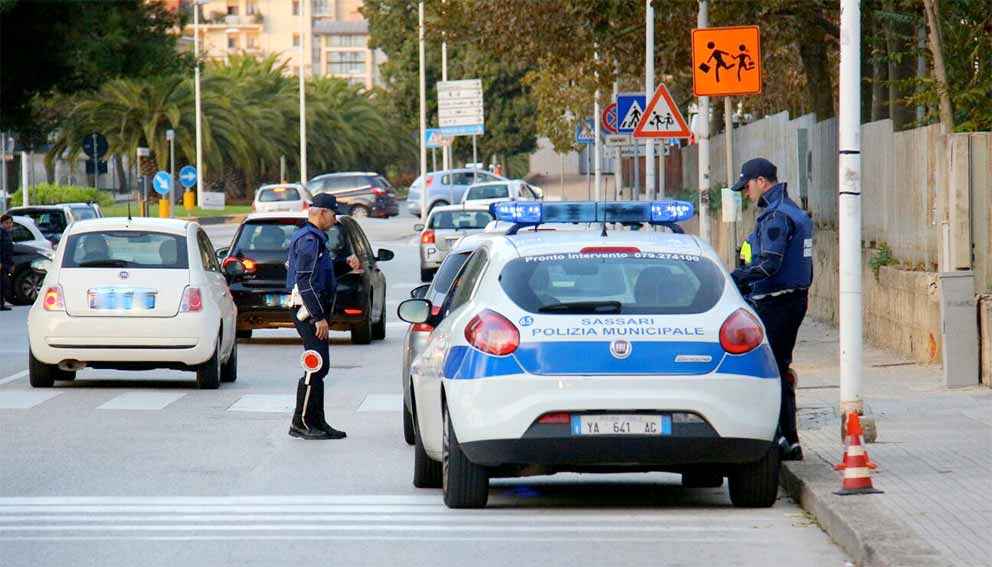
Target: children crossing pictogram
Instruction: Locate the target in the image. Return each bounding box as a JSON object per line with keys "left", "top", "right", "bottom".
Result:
{"left": 691, "top": 26, "right": 762, "bottom": 97}
{"left": 632, "top": 84, "right": 690, "bottom": 139}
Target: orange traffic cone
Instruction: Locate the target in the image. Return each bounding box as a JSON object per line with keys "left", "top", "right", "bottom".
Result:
{"left": 835, "top": 413, "right": 878, "bottom": 470}
{"left": 834, "top": 414, "right": 884, "bottom": 496}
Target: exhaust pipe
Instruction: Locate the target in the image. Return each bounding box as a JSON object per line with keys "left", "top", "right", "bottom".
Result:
{"left": 58, "top": 360, "right": 87, "bottom": 372}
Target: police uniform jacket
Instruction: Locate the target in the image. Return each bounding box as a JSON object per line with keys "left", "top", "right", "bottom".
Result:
{"left": 0, "top": 227, "right": 13, "bottom": 268}
{"left": 731, "top": 183, "right": 813, "bottom": 298}
{"left": 285, "top": 222, "right": 349, "bottom": 323}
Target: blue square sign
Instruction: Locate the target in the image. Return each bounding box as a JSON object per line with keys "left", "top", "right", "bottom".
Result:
{"left": 616, "top": 94, "right": 647, "bottom": 135}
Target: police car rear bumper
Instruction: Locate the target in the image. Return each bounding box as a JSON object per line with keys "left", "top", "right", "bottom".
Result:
{"left": 459, "top": 436, "right": 774, "bottom": 469}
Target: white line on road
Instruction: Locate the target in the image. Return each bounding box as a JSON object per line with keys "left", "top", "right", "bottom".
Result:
{"left": 96, "top": 392, "right": 187, "bottom": 411}
{"left": 0, "top": 524, "right": 749, "bottom": 533}
{"left": 0, "top": 535, "right": 743, "bottom": 543}
{"left": 0, "top": 391, "right": 61, "bottom": 409}
{"left": 0, "top": 514, "right": 752, "bottom": 524}
{"left": 226, "top": 394, "right": 295, "bottom": 413}
{"left": 0, "top": 370, "right": 27, "bottom": 385}
{"left": 356, "top": 394, "right": 403, "bottom": 412}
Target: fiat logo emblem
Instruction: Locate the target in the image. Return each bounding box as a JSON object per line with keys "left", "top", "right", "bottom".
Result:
{"left": 118, "top": 271, "right": 129, "bottom": 280}
{"left": 610, "top": 340, "right": 632, "bottom": 359}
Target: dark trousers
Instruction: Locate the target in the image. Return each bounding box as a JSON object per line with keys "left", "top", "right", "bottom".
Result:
{"left": 0, "top": 267, "right": 10, "bottom": 306}
{"left": 292, "top": 316, "right": 330, "bottom": 430}
{"left": 752, "top": 289, "right": 808, "bottom": 445}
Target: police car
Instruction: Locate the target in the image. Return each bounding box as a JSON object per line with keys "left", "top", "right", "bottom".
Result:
{"left": 398, "top": 201, "right": 781, "bottom": 509}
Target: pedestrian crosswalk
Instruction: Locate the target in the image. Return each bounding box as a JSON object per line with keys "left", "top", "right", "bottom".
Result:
{"left": 0, "top": 494, "right": 756, "bottom": 542}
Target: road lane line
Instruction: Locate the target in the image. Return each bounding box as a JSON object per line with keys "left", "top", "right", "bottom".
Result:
{"left": 356, "top": 394, "right": 402, "bottom": 412}
{"left": 0, "top": 514, "right": 754, "bottom": 524}
{"left": 0, "top": 391, "right": 62, "bottom": 409}
{"left": 0, "top": 524, "right": 751, "bottom": 533}
{"left": 0, "top": 370, "right": 28, "bottom": 385}
{"left": 0, "top": 535, "right": 744, "bottom": 543}
{"left": 96, "top": 392, "right": 187, "bottom": 411}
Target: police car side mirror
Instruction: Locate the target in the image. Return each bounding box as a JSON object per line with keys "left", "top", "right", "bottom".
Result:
{"left": 410, "top": 284, "right": 430, "bottom": 299}
{"left": 397, "top": 299, "right": 431, "bottom": 324}
{"left": 376, "top": 248, "right": 394, "bottom": 262}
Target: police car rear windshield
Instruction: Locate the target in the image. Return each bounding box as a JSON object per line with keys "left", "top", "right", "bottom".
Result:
{"left": 258, "top": 187, "right": 301, "bottom": 202}
{"left": 499, "top": 251, "right": 724, "bottom": 315}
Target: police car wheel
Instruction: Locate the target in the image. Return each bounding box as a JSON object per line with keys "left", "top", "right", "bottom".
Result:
{"left": 351, "top": 302, "right": 373, "bottom": 345}
{"left": 442, "top": 403, "right": 489, "bottom": 509}
{"left": 195, "top": 337, "right": 222, "bottom": 390}
{"left": 728, "top": 445, "right": 780, "bottom": 508}
{"left": 220, "top": 339, "right": 238, "bottom": 383}
{"left": 413, "top": 418, "right": 441, "bottom": 487}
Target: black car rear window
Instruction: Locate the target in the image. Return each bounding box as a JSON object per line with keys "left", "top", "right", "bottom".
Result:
{"left": 499, "top": 251, "right": 725, "bottom": 315}
{"left": 233, "top": 219, "right": 349, "bottom": 257}
{"left": 62, "top": 231, "right": 189, "bottom": 269}
{"left": 16, "top": 210, "right": 67, "bottom": 239}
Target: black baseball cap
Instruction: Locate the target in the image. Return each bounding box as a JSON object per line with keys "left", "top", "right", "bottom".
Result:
{"left": 310, "top": 193, "right": 339, "bottom": 211}
{"left": 731, "top": 158, "right": 777, "bottom": 192}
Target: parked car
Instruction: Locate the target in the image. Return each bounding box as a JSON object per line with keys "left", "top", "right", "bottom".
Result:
{"left": 415, "top": 204, "right": 494, "bottom": 282}
{"left": 7, "top": 203, "right": 102, "bottom": 245}
{"left": 251, "top": 184, "right": 312, "bottom": 213}
{"left": 461, "top": 180, "right": 543, "bottom": 206}
{"left": 26, "top": 217, "right": 238, "bottom": 389}
{"left": 8, "top": 241, "right": 52, "bottom": 305}
{"left": 219, "top": 211, "right": 393, "bottom": 344}
{"left": 401, "top": 233, "right": 491, "bottom": 446}
{"left": 307, "top": 172, "right": 399, "bottom": 218}
{"left": 406, "top": 169, "right": 506, "bottom": 217}
{"left": 10, "top": 216, "right": 54, "bottom": 252}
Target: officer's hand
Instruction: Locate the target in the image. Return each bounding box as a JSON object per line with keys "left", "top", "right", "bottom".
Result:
{"left": 346, "top": 255, "right": 361, "bottom": 271}
{"left": 315, "top": 319, "right": 329, "bottom": 341}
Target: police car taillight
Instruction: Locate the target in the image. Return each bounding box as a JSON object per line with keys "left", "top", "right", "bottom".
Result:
{"left": 465, "top": 309, "right": 519, "bottom": 356}
{"left": 719, "top": 309, "right": 764, "bottom": 354}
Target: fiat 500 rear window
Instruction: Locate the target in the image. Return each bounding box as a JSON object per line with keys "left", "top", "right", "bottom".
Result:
{"left": 499, "top": 251, "right": 725, "bottom": 315}
{"left": 62, "top": 231, "right": 189, "bottom": 269}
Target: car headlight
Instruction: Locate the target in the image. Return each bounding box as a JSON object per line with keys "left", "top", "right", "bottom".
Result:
{"left": 31, "top": 258, "right": 53, "bottom": 272}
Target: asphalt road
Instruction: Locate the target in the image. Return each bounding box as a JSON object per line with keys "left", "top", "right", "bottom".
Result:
{"left": 0, "top": 214, "right": 850, "bottom": 566}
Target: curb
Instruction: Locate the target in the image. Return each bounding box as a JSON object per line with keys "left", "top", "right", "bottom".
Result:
{"left": 780, "top": 457, "right": 944, "bottom": 566}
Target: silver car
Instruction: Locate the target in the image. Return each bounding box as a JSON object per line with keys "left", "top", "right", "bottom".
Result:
{"left": 400, "top": 234, "right": 491, "bottom": 446}
{"left": 415, "top": 203, "right": 494, "bottom": 282}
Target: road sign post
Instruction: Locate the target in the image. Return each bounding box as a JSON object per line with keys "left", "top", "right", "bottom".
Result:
{"left": 166, "top": 129, "right": 175, "bottom": 218}
{"left": 179, "top": 165, "right": 197, "bottom": 213}
{"left": 153, "top": 171, "right": 173, "bottom": 218}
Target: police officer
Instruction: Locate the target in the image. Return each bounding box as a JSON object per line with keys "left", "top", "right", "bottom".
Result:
{"left": 730, "top": 158, "right": 812, "bottom": 461}
{"left": 0, "top": 214, "right": 13, "bottom": 311}
{"left": 286, "top": 194, "right": 360, "bottom": 440}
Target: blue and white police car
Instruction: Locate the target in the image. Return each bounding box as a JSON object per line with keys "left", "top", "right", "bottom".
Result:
{"left": 398, "top": 201, "right": 781, "bottom": 509}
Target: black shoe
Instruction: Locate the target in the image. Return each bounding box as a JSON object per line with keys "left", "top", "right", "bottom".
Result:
{"left": 782, "top": 442, "right": 804, "bottom": 461}
{"left": 288, "top": 424, "right": 331, "bottom": 440}
{"left": 312, "top": 381, "right": 346, "bottom": 438}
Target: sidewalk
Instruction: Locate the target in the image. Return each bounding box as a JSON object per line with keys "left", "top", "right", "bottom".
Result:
{"left": 783, "top": 319, "right": 992, "bottom": 566}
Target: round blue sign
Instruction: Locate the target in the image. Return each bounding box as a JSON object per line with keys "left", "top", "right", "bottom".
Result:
{"left": 179, "top": 165, "right": 197, "bottom": 189}
{"left": 152, "top": 171, "right": 173, "bottom": 196}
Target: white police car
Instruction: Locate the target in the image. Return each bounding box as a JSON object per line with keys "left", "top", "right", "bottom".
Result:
{"left": 398, "top": 201, "right": 781, "bottom": 509}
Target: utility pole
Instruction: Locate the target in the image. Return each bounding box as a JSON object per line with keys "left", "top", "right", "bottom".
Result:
{"left": 167, "top": 129, "right": 176, "bottom": 218}
{"left": 593, "top": 46, "right": 601, "bottom": 201}
{"left": 441, "top": 0, "right": 450, "bottom": 173}
{"left": 839, "top": 0, "right": 866, "bottom": 430}
{"left": 0, "top": 132, "right": 6, "bottom": 213}
{"left": 418, "top": 2, "right": 428, "bottom": 224}
{"left": 91, "top": 133, "right": 99, "bottom": 189}
{"left": 645, "top": 0, "right": 656, "bottom": 200}
{"left": 725, "top": 97, "right": 736, "bottom": 259}
{"left": 194, "top": 0, "right": 204, "bottom": 209}
{"left": 613, "top": 61, "right": 622, "bottom": 199}
{"left": 20, "top": 152, "right": 29, "bottom": 206}
{"left": 697, "top": 0, "right": 711, "bottom": 242}
{"left": 299, "top": 0, "right": 309, "bottom": 184}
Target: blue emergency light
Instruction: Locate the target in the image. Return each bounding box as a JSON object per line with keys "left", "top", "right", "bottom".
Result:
{"left": 490, "top": 200, "right": 695, "bottom": 227}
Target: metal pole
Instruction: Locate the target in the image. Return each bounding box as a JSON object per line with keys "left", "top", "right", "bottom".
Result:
{"left": 194, "top": 1, "right": 204, "bottom": 209}
{"left": 633, "top": 144, "right": 640, "bottom": 198}
{"left": 697, "top": 0, "right": 711, "bottom": 242}
{"left": 20, "top": 151, "right": 29, "bottom": 206}
{"left": 645, "top": 0, "right": 656, "bottom": 200}
{"left": 280, "top": 155, "right": 287, "bottom": 183}
{"left": 0, "top": 132, "right": 6, "bottom": 213}
{"left": 169, "top": 132, "right": 175, "bottom": 218}
{"left": 593, "top": 47, "right": 601, "bottom": 202}
{"left": 725, "top": 96, "right": 736, "bottom": 260}
{"left": 472, "top": 135, "right": 478, "bottom": 184}
{"left": 418, "top": 2, "right": 428, "bottom": 224}
{"left": 92, "top": 133, "right": 98, "bottom": 189}
{"left": 839, "top": 0, "right": 864, "bottom": 425}
{"left": 299, "top": 0, "right": 308, "bottom": 184}
{"left": 441, "top": 0, "right": 450, "bottom": 173}
{"left": 613, "top": 61, "right": 622, "bottom": 199}
{"left": 432, "top": 147, "right": 437, "bottom": 172}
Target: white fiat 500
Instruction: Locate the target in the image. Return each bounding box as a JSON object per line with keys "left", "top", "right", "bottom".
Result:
{"left": 27, "top": 218, "right": 238, "bottom": 389}
{"left": 398, "top": 201, "right": 781, "bottom": 509}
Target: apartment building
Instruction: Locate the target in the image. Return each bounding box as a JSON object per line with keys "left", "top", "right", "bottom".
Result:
{"left": 178, "top": 0, "right": 385, "bottom": 89}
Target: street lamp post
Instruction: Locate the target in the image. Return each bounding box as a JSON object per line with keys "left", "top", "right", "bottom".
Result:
{"left": 166, "top": 129, "right": 176, "bottom": 218}
{"left": 418, "top": 2, "right": 428, "bottom": 224}
{"left": 194, "top": 0, "right": 204, "bottom": 210}
{"left": 299, "top": 0, "right": 308, "bottom": 185}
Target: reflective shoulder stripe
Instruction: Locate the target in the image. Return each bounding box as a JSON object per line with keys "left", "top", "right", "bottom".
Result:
{"left": 740, "top": 241, "right": 752, "bottom": 264}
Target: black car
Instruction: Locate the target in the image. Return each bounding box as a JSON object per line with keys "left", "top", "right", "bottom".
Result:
{"left": 7, "top": 242, "right": 50, "bottom": 305}
{"left": 219, "top": 212, "right": 393, "bottom": 344}
{"left": 7, "top": 203, "right": 102, "bottom": 245}
{"left": 307, "top": 172, "right": 400, "bottom": 219}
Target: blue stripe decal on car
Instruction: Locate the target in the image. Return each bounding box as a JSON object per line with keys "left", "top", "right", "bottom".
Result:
{"left": 444, "top": 345, "right": 525, "bottom": 380}
{"left": 714, "top": 345, "right": 779, "bottom": 379}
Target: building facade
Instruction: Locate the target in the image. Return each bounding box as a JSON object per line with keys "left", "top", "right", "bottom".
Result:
{"left": 179, "top": 0, "right": 384, "bottom": 89}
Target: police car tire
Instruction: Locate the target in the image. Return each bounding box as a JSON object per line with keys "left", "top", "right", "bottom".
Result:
{"left": 372, "top": 301, "right": 386, "bottom": 341}
{"left": 351, "top": 307, "right": 373, "bottom": 345}
{"left": 442, "top": 404, "right": 489, "bottom": 509}
{"left": 29, "top": 349, "right": 69, "bottom": 388}
{"left": 220, "top": 339, "right": 238, "bottom": 383}
{"left": 728, "top": 445, "right": 780, "bottom": 508}
{"left": 195, "top": 338, "right": 222, "bottom": 390}
{"left": 413, "top": 419, "right": 442, "bottom": 488}
{"left": 403, "top": 402, "right": 416, "bottom": 446}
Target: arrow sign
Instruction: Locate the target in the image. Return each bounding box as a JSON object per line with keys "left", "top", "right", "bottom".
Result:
{"left": 616, "top": 94, "right": 646, "bottom": 134}
{"left": 633, "top": 84, "right": 691, "bottom": 139}
{"left": 152, "top": 171, "right": 173, "bottom": 196}
{"left": 179, "top": 165, "right": 197, "bottom": 189}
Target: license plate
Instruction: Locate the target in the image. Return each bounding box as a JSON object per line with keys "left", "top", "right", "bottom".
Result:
{"left": 88, "top": 288, "right": 156, "bottom": 310}
{"left": 264, "top": 293, "right": 291, "bottom": 307}
{"left": 571, "top": 414, "right": 672, "bottom": 436}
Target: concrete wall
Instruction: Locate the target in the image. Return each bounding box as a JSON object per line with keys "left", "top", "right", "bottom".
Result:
{"left": 528, "top": 137, "right": 581, "bottom": 178}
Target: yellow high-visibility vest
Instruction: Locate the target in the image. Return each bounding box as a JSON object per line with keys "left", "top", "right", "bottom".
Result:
{"left": 740, "top": 241, "right": 752, "bottom": 264}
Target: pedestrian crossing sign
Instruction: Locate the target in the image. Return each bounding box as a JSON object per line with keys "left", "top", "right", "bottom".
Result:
{"left": 574, "top": 118, "right": 596, "bottom": 144}
{"left": 632, "top": 84, "right": 691, "bottom": 139}
{"left": 616, "top": 94, "right": 647, "bottom": 135}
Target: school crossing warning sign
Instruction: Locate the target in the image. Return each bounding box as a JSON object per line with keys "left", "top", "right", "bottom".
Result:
{"left": 633, "top": 84, "right": 690, "bottom": 139}
{"left": 691, "top": 26, "right": 762, "bottom": 97}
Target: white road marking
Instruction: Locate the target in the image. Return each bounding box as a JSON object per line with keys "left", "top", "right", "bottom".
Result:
{"left": 386, "top": 322, "right": 409, "bottom": 329}
{"left": 0, "top": 370, "right": 28, "bottom": 385}
{"left": 356, "top": 394, "right": 403, "bottom": 412}
{"left": 0, "top": 390, "right": 62, "bottom": 409}
{"left": 0, "top": 524, "right": 747, "bottom": 534}
{"left": 96, "top": 392, "right": 187, "bottom": 411}
{"left": 0, "top": 535, "right": 741, "bottom": 543}
{"left": 227, "top": 395, "right": 295, "bottom": 413}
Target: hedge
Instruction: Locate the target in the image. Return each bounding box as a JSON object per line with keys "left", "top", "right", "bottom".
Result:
{"left": 9, "top": 184, "right": 113, "bottom": 208}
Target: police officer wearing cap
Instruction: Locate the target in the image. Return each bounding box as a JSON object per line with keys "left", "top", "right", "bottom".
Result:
{"left": 730, "top": 158, "right": 813, "bottom": 461}
{"left": 286, "top": 193, "right": 360, "bottom": 440}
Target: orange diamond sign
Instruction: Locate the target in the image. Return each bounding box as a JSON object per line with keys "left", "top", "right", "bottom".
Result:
{"left": 691, "top": 26, "right": 762, "bottom": 97}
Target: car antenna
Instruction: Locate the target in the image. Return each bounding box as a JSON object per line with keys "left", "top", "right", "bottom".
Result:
{"left": 600, "top": 220, "right": 608, "bottom": 237}
{"left": 126, "top": 191, "right": 132, "bottom": 222}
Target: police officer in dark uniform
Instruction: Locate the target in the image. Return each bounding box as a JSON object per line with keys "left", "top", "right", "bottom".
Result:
{"left": 0, "top": 214, "right": 14, "bottom": 311}
{"left": 730, "top": 158, "right": 813, "bottom": 461}
{"left": 286, "top": 194, "right": 360, "bottom": 440}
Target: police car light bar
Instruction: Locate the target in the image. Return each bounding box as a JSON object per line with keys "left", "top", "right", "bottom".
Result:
{"left": 490, "top": 200, "right": 695, "bottom": 226}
